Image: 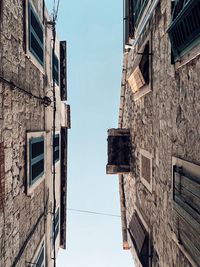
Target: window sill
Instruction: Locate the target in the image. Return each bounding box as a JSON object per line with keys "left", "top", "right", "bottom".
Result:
{"left": 133, "top": 85, "right": 151, "bottom": 101}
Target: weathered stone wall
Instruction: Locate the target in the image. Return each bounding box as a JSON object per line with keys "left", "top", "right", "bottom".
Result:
{"left": 0, "top": 0, "right": 46, "bottom": 266}
{"left": 120, "top": 0, "right": 200, "bottom": 266}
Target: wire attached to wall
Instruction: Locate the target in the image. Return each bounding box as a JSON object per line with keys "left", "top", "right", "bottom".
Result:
{"left": 0, "top": 76, "right": 52, "bottom": 107}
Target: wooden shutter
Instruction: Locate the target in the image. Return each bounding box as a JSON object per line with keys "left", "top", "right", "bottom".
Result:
{"left": 140, "top": 149, "right": 152, "bottom": 190}
{"left": 128, "top": 42, "right": 149, "bottom": 93}
{"left": 129, "top": 211, "right": 149, "bottom": 267}
{"left": 60, "top": 41, "right": 67, "bottom": 101}
{"left": 30, "top": 137, "right": 44, "bottom": 184}
{"left": 168, "top": 0, "right": 200, "bottom": 58}
{"left": 60, "top": 128, "right": 67, "bottom": 249}
{"left": 29, "top": 3, "right": 44, "bottom": 65}
{"left": 124, "top": 0, "right": 134, "bottom": 46}
{"left": 173, "top": 164, "right": 200, "bottom": 266}
{"left": 52, "top": 51, "right": 59, "bottom": 85}
{"left": 128, "top": 66, "right": 145, "bottom": 93}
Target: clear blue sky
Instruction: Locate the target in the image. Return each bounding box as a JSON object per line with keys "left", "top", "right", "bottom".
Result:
{"left": 46, "top": 1, "right": 133, "bottom": 266}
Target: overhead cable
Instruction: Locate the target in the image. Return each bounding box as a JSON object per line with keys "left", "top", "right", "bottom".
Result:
{"left": 67, "top": 208, "right": 121, "bottom": 218}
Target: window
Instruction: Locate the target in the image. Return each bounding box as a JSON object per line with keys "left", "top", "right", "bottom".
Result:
{"left": 172, "top": 157, "right": 200, "bottom": 266}
{"left": 124, "top": 0, "right": 149, "bottom": 46}
{"left": 140, "top": 149, "right": 152, "bottom": 192}
{"left": 168, "top": 0, "right": 200, "bottom": 60}
{"left": 52, "top": 51, "right": 59, "bottom": 85}
{"left": 128, "top": 211, "right": 150, "bottom": 267}
{"left": 29, "top": 137, "right": 44, "bottom": 185}
{"left": 60, "top": 41, "right": 67, "bottom": 101}
{"left": 27, "top": 132, "right": 45, "bottom": 195}
{"left": 124, "top": 0, "right": 135, "bottom": 45}
{"left": 28, "top": 2, "right": 44, "bottom": 66}
{"left": 132, "top": 0, "right": 149, "bottom": 26}
{"left": 52, "top": 208, "right": 60, "bottom": 246}
{"left": 128, "top": 42, "right": 151, "bottom": 99}
{"left": 32, "top": 240, "right": 45, "bottom": 267}
{"left": 35, "top": 242, "right": 45, "bottom": 267}
{"left": 53, "top": 134, "right": 60, "bottom": 163}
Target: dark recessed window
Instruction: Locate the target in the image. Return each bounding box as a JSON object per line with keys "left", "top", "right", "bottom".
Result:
{"left": 52, "top": 51, "right": 59, "bottom": 85}
{"left": 53, "top": 134, "right": 60, "bottom": 163}
{"left": 52, "top": 208, "right": 60, "bottom": 246}
{"left": 35, "top": 242, "right": 45, "bottom": 267}
{"left": 29, "top": 137, "right": 44, "bottom": 185}
{"left": 28, "top": 3, "right": 44, "bottom": 66}
{"left": 133, "top": 0, "right": 148, "bottom": 26}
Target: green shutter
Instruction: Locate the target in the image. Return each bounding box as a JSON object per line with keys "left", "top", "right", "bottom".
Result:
{"left": 53, "top": 134, "right": 60, "bottom": 163}
{"left": 52, "top": 51, "right": 59, "bottom": 85}
{"left": 30, "top": 137, "right": 44, "bottom": 185}
{"left": 168, "top": 0, "right": 200, "bottom": 59}
{"left": 28, "top": 3, "right": 44, "bottom": 66}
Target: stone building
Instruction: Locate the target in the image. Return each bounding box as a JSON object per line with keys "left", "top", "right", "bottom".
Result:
{"left": 0, "top": 0, "right": 70, "bottom": 266}
{"left": 107, "top": 0, "right": 200, "bottom": 266}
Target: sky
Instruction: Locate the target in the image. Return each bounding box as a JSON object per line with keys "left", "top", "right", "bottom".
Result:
{"left": 45, "top": 1, "right": 134, "bottom": 266}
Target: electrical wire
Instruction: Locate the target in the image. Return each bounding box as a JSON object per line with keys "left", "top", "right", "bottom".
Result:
{"left": 67, "top": 208, "right": 121, "bottom": 218}
{"left": 0, "top": 76, "right": 52, "bottom": 107}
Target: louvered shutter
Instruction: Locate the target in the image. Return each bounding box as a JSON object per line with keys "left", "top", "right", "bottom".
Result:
{"left": 129, "top": 211, "right": 149, "bottom": 267}
{"left": 60, "top": 41, "right": 67, "bottom": 101}
{"left": 28, "top": 3, "right": 44, "bottom": 66}
{"left": 173, "top": 165, "right": 200, "bottom": 266}
{"left": 168, "top": 0, "right": 200, "bottom": 59}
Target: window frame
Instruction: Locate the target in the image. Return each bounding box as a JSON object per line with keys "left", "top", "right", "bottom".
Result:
{"left": 140, "top": 149, "right": 152, "bottom": 193}
{"left": 168, "top": 0, "right": 200, "bottom": 61}
{"left": 32, "top": 237, "right": 45, "bottom": 267}
{"left": 128, "top": 208, "right": 151, "bottom": 267}
{"left": 133, "top": 0, "right": 149, "bottom": 27}
{"left": 171, "top": 156, "right": 200, "bottom": 267}
{"left": 52, "top": 50, "right": 60, "bottom": 85}
{"left": 53, "top": 133, "right": 60, "bottom": 164}
{"left": 26, "top": 0, "right": 45, "bottom": 71}
{"left": 128, "top": 38, "right": 152, "bottom": 101}
{"left": 27, "top": 131, "right": 46, "bottom": 195}
{"left": 52, "top": 207, "right": 60, "bottom": 247}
